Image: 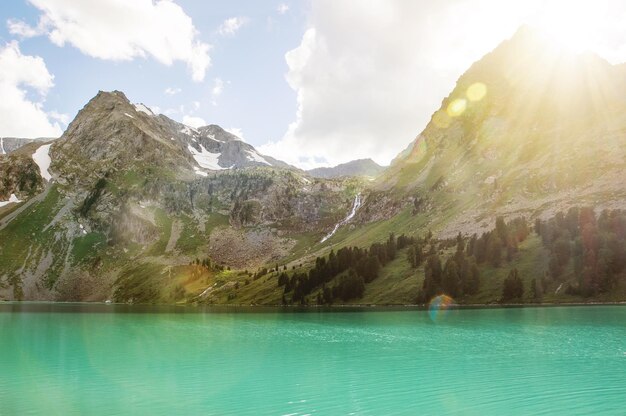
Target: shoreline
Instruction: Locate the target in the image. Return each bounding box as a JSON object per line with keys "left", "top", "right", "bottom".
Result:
{"left": 1, "top": 300, "right": 626, "bottom": 313}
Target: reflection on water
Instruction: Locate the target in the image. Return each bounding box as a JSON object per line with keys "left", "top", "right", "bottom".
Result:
{"left": 1, "top": 303, "right": 625, "bottom": 415}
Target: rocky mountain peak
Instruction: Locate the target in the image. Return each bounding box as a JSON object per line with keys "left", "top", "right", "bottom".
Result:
{"left": 197, "top": 125, "right": 241, "bottom": 142}
{"left": 47, "top": 90, "right": 295, "bottom": 184}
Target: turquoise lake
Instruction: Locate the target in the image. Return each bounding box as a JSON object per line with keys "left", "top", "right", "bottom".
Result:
{"left": 1, "top": 303, "right": 625, "bottom": 415}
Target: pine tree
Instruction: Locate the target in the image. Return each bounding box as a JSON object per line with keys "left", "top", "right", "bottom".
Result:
{"left": 502, "top": 268, "right": 524, "bottom": 301}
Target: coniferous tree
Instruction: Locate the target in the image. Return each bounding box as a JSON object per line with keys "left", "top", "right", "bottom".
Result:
{"left": 502, "top": 268, "right": 524, "bottom": 301}
{"left": 442, "top": 258, "right": 461, "bottom": 297}
{"left": 487, "top": 234, "right": 502, "bottom": 267}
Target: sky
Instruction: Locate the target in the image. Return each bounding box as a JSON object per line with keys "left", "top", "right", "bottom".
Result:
{"left": 2, "top": 0, "right": 626, "bottom": 169}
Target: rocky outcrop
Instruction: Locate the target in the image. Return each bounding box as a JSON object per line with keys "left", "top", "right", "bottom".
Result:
{"left": 0, "top": 153, "right": 44, "bottom": 201}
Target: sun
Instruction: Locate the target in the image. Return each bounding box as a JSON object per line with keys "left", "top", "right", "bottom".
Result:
{"left": 528, "top": 0, "right": 608, "bottom": 55}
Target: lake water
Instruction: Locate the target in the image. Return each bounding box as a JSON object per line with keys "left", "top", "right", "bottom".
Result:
{"left": 1, "top": 303, "right": 625, "bottom": 415}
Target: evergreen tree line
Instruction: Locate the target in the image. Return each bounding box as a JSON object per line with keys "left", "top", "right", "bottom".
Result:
{"left": 191, "top": 257, "right": 225, "bottom": 272}
{"left": 415, "top": 217, "right": 529, "bottom": 303}
{"left": 279, "top": 233, "right": 416, "bottom": 304}
{"left": 536, "top": 207, "right": 626, "bottom": 296}
{"left": 417, "top": 233, "right": 481, "bottom": 303}
{"left": 468, "top": 216, "right": 530, "bottom": 267}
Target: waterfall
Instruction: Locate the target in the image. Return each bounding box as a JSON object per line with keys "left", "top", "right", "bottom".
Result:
{"left": 321, "top": 193, "right": 362, "bottom": 243}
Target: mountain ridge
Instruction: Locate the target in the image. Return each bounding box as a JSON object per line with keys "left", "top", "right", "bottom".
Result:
{"left": 307, "top": 158, "right": 385, "bottom": 179}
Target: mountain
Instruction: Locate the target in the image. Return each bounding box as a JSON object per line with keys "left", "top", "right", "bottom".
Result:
{"left": 0, "top": 90, "right": 362, "bottom": 301}
{"left": 367, "top": 26, "right": 626, "bottom": 238}
{"left": 51, "top": 91, "right": 295, "bottom": 184}
{"left": 307, "top": 158, "right": 385, "bottom": 179}
{"left": 0, "top": 137, "right": 52, "bottom": 155}
{"left": 1, "top": 27, "right": 626, "bottom": 305}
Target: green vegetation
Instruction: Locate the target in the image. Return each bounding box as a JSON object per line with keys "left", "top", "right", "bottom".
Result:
{"left": 147, "top": 208, "right": 173, "bottom": 255}
{"left": 71, "top": 232, "right": 107, "bottom": 263}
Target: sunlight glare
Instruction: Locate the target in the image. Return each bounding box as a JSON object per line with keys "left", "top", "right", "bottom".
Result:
{"left": 529, "top": 0, "right": 607, "bottom": 55}
{"left": 447, "top": 99, "right": 467, "bottom": 117}
{"left": 466, "top": 82, "right": 487, "bottom": 102}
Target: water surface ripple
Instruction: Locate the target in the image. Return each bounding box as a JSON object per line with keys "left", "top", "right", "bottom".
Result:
{"left": 1, "top": 304, "right": 625, "bottom": 415}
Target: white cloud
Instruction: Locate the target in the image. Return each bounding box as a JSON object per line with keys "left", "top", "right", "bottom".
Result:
{"left": 7, "top": 17, "right": 48, "bottom": 38}
{"left": 48, "top": 110, "right": 70, "bottom": 125}
{"left": 164, "top": 87, "right": 181, "bottom": 95}
{"left": 218, "top": 17, "right": 249, "bottom": 36}
{"left": 211, "top": 77, "right": 225, "bottom": 106}
{"left": 14, "top": 0, "right": 211, "bottom": 82}
{"left": 0, "top": 41, "right": 62, "bottom": 138}
{"left": 212, "top": 78, "right": 224, "bottom": 96}
{"left": 182, "top": 115, "right": 206, "bottom": 128}
{"left": 257, "top": 1, "right": 558, "bottom": 168}
{"left": 225, "top": 127, "right": 244, "bottom": 140}
{"left": 277, "top": 4, "right": 289, "bottom": 15}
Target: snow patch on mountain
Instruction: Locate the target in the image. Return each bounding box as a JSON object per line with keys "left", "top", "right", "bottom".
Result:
{"left": 0, "top": 137, "right": 5, "bottom": 155}
{"left": 32, "top": 143, "right": 52, "bottom": 181}
{"left": 194, "top": 166, "right": 208, "bottom": 177}
{"left": 0, "top": 193, "right": 21, "bottom": 207}
{"left": 188, "top": 144, "right": 229, "bottom": 170}
{"left": 207, "top": 133, "right": 223, "bottom": 143}
{"left": 134, "top": 103, "right": 154, "bottom": 116}
{"left": 124, "top": 113, "right": 134, "bottom": 119}
{"left": 246, "top": 150, "right": 272, "bottom": 166}
{"left": 181, "top": 125, "right": 198, "bottom": 136}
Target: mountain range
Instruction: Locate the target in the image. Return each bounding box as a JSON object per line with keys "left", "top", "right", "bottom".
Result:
{"left": 1, "top": 27, "right": 625, "bottom": 305}
{"left": 307, "top": 159, "right": 385, "bottom": 179}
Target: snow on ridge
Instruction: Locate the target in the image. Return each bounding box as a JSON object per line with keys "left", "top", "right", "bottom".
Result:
{"left": 207, "top": 133, "right": 224, "bottom": 143}
{"left": 134, "top": 103, "right": 154, "bottom": 116}
{"left": 187, "top": 144, "right": 229, "bottom": 170}
{"left": 246, "top": 150, "right": 272, "bottom": 166}
{"left": 0, "top": 193, "right": 21, "bottom": 207}
{"left": 180, "top": 125, "right": 198, "bottom": 136}
{"left": 32, "top": 143, "right": 52, "bottom": 181}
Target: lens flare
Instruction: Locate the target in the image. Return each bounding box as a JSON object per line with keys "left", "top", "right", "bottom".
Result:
{"left": 447, "top": 99, "right": 467, "bottom": 117}
{"left": 467, "top": 82, "right": 487, "bottom": 102}
{"left": 428, "top": 294, "right": 455, "bottom": 322}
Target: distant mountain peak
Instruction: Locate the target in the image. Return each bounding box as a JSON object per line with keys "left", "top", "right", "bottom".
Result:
{"left": 308, "top": 158, "right": 385, "bottom": 179}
